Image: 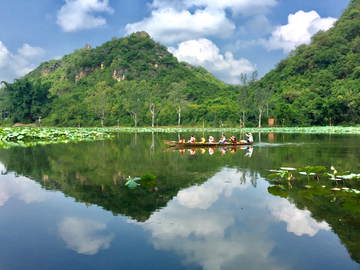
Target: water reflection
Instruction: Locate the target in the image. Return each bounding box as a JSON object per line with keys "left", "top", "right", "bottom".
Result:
{"left": 0, "top": 163, "right": 48, "bottom": 206}
{"left": 58, "top": 217, "right": 114, "bottom": 255}
{"left": 267, "top": 198, "right": 330, "bottom": 236}
{"left": 168, "top": 145, "right": 254, "bottom": 157}
{"left": 0, "top": 133, "right": 359, "bottom": 269}
{"left": 137, "top": 168, "right": 331, "bottom": 270}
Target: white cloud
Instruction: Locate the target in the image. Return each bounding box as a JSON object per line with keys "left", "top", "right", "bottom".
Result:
{"left": 58, "top": 217, "right": 114, "bottom": 255}
{"left": 0, "top": 41, "right": 46, "bottom": 82}
{"left": 268, "top": 198, "right": 330, "bottom": 236}
{"left": 56, "top": 0, "right": 114, "bottom": 32}
{"left": 126, "top": 0, "right": 277, "bottom": 44}
{"left": 0, "top": 163, "right": 48, "bottom": 206}
{"left": 264, "top": 10, "right": 337, "bottom": 53}
{"left": 0, "top": 42, "right": 12, "bottom": 69}
{"left": 151, "top": 0, "right": 278, "bottom": 16}
{"left": 169, "top": 38, "right": 255, "bottom": 84}
{"left": 17, "top": 43, "right": 46, "bottom": 59}
{"left": 125, "top": 8, "right": 235, "bottom": 44}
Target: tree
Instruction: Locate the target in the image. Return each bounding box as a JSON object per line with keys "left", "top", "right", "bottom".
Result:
{"left": 250, "top": 71, "right": 273, "bottom": 128}
{"left": 147, "top": 83, "right": 163, "bottom": 127}
{"left": 168, "top": 82, "right": 188, "bottom": 127}
{"left": 2, "top": 78, "right": 52, "bottom": 123}
{"left": 85, "top": 81, "right": 111, "bottom": 127}
{"left": 122, "top": 80, "right": 147, "bottom": 127}
{"left": 237, "top": 73, "right": 250, "bottom": 127}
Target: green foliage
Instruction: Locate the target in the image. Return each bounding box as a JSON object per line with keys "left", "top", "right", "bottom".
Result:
{"left": 259, "top": 0, "right": 360, "bottom": 126}
{"left": 0, "top": 127, "right": 111, "bottom": 148}
{"left": 2, "top": 78, "right": 53, "bottom": 123}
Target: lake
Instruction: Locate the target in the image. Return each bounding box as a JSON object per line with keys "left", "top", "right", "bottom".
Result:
{"left": 0, "top": 132, "right": 359, "bottom": 270}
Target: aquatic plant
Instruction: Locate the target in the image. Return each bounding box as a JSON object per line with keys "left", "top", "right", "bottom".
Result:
{"left": 324, "top": 166, "right": 351, "bottom": 180}
{"left": 298, "top": 166, "right": 326, "bottom": 180}
{"left": 140, "top": 173, "right": 156, "bottom": 188}
{"left": 268, "top": 170, "right": 294, "bottom": 181}
{"left": 125, "top": 176, "right": 141, "bottom": 189}
{"left": 267, "top": 185, "right": 288, "bottom": 198}
{"left": 125, "top": 174, "right": 156, "bottom": 189}
{"left": 0, "top": 127, "right": 112, "bottom": 149}
{"left": 85, "top": 126, "right": 360, "bottom": 134}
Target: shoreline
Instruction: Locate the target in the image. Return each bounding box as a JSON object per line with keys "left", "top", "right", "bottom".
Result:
{"left": 2, "top": 126, "right": 360, "bottom": 134}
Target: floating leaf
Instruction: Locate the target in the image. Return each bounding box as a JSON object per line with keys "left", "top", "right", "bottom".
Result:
{"left": 280, "top": 167, "right": 296, "bottom": 171}
{"left": 298, "top": 166, "right": 326, "bottom": 175}
{"left": 268, "top": 186, "right": 288, "bottom": 198}
{"left": 341, "top": 173, "right": 360, "bottom": 180}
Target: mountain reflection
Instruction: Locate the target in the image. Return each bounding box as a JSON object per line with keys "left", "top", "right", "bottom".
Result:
{"left": 135, "top": 168, "right": 329, "bottom": 270}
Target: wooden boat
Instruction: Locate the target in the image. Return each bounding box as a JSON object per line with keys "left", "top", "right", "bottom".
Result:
{"left": 163, "top": 140, "right": 253, "bottom": 148}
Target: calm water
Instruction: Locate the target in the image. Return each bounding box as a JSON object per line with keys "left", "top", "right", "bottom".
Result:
{"left": 0, "top": 132, "right": 360, "bottom": 270}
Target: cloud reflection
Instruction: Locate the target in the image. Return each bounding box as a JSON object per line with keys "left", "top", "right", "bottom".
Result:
{"left": 136, "top": 168, "right": 330, "bottom": 269}
{"left": 268, "top": 198, "right": 330, "bottom": 236}
{"left": 137, "top": 169, "right": 286, "bottom": 270}
{"left": 177, "top": 168, "right": 252, "bottom": 209}
{"left": 0, "top": 164, "right": 48, "bottom": 206}
{"left": 58, "top": 217, "right": 114, "bottom": 255}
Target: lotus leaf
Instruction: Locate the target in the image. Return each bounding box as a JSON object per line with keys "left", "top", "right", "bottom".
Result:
{"left": 268, "top": 186, "right": 288, "bottom": 198}
{"left": 298, "top": 166, "right": 326, "bottom": 175}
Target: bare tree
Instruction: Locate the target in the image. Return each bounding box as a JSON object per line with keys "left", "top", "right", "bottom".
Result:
{"left": 123, "top": 80, "right": 146, "bottom": 127}
{"left": 168, "top": 82, "right": 188, "bottom": 127}
{"left": 250, "top": 72, "right": 273, "bottom": 128}
{"left": 147, "top": 84, "right": 163, "bottom": 128}
{"left": 237, "top": 73, "right": 250, "bottom": 127}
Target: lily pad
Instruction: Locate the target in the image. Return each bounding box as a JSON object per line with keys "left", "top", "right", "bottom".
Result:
{"left": 298, "top": 166, "right": 325, "bottom": 175}
{"left": 268, "top": 186, "right": 288, "bottom": 198}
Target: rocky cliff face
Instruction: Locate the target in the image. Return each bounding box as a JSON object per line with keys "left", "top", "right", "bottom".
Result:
{"left": 41, "top": 62, "right": 60, "bottom": 76}
{"left": 112, "top": 69, "right": 128, "bottom": 82}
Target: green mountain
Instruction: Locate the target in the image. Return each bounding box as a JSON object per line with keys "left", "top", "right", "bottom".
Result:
{"left": 1, "top": 31, "right": 239, "bottom": 127}
{"left": 259, "top": 0, "right": 360, "bottom": 126}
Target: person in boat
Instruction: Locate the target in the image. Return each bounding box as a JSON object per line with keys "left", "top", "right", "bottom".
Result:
{"left": 200, "top": 136, "right": 206, "bottom": 143}
{"left": 229, "top": 136, "right": 237, "bottom": 143}
{"left": 245, "top": 132, "right": 253, "bottom": 143}
{"left": 219, "top": 134, "right": 227, "bottom": 144}
{"left": 208, "top": 136, "right": 215, "bottom": 143}
{"left": 180, "top": 138, "right": 185, "bottom": 143}
{"left": 188, "top": 135, "right": 196, "bottom": 143}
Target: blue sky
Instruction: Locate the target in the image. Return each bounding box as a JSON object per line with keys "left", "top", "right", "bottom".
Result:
{"left": 0, "top": 0, "right": 350, "bottom": 84}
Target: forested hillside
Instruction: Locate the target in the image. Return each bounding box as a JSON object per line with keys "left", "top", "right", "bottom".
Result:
{"left": 260, "top": 0, "right": 360, "bottom": 126}
{"left": 0, "top": 31, "right": 240, "bottom": 127}
{"left": 1, "top": 0, "right": 360, "bottom": 127}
